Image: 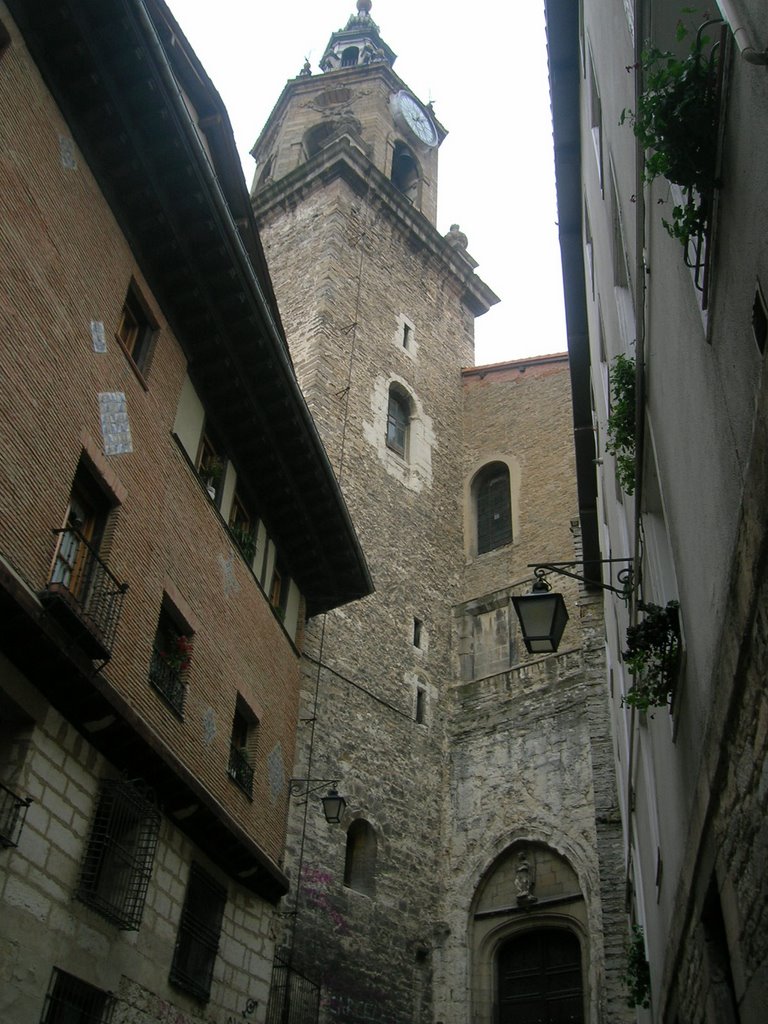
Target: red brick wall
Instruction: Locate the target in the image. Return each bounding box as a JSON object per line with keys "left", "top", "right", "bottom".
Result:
{"left": 0, "top": 15, "right": 298, "bottom": 864}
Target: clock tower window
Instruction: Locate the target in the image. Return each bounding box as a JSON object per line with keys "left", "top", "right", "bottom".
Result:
{"left": 341, "top": 46, "right": 359, "bottom": 66}
{"left": 391, "top": 142, "right": 419, "bottom": 203}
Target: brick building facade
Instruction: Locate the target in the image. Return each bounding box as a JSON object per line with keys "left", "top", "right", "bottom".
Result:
{"left": 0, "top": 2, "right": 369, "bottom": 1022}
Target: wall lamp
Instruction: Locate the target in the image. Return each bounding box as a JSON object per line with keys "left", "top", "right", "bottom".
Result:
{"left": 512, "top": 559, "right": 634, "bottom": 654}
{"left": 289, "top": 778, "right": 346, "bottom": 824}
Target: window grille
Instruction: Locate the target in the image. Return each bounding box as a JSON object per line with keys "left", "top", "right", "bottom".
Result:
{"left": 265, "top": 955, "right": 320, "bottom": 1024}
{"left": 476, "top": 463, "right": 512, "bottom": 554}
{"left": 170, "top": 864, "right": 227, "bottom": 1002}
{"left": 77, "top": 779, "right": 160, "bottom": 929}
{"left": 228, "top": 744, "right": 254, "bottom": 797}
{"left": 40, "top": 968, "right": 114, "bottom": 1024}
{"left": 149, "top": 610, "right": 191, "bottom": 717}
{"left": 0, "top": 781, "right": 32, "bottom": 848}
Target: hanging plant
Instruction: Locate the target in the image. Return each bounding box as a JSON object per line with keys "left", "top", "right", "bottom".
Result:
{"left": 605, "top": 354, "right": 636, "bottom": 496}
{"left": 622, "top": 600, "right": 680, "bottom": 710}
{"left": 620, "top": 17, "right": 721, "bottom": 248}
{"left": 623, "top": 924, "right": 651, "bottom": 1009}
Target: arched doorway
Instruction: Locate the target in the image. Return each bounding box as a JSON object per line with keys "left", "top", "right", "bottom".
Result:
{"left": 497, "top": 928, "right": 583, "bottom": 1024}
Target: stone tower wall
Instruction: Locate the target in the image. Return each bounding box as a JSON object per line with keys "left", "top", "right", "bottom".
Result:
{"left": 256, "top": 171, "right": 477, "bottom": 1024}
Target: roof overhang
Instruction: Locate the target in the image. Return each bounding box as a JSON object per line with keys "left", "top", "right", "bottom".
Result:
{"left": 544, "top": 0, "right": 601, "bottom": 574}
{"left": 8, "top": 0, "right": 373, "bottom": 616}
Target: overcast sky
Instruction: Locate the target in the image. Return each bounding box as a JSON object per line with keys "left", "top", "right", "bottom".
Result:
{"left": 166, "top": 0, "right": 567, "bottom": 367}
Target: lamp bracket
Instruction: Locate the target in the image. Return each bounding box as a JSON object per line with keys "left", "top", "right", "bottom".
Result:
{"left": 529, "top": 558, "right": 634, "bottom": 598}
{"left": 289, "top": 778, "right": 339, "bottom": 799}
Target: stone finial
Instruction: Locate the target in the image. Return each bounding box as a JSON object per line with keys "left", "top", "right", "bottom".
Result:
{"left": 357, "top": 0, "right": 373, "bottom": 12}
{"left": 445, "top": 224, "right": 469, "bottom": 251}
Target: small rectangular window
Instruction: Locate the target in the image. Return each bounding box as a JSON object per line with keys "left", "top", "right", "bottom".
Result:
{"left": 402, "top": 323, "right": 411, "bottom": 349}
{"left": 228, "top": 699, "right": 257, "bottom": 798}
{"left": 415, "top": 687, "right": 426, "bottom": 724}
{"left": 413, "top": 618, "right": 423, "bottom": 648}
{"left": 77, "top": 779, "right": 160, "bottom": 930}
{"left": 40, "top": 969, "right": 114, "bottom": 1024}
{"left": 229, "top": 493, "right": 257, "bottom": 564}
{"left": 196, "top": 434, "right": 224, "bottom": 504}
{"left": 116, "top": 282, "right": 157, "bottom": 378}
{"left": 149, "top": 608, "right": 192, "bottom": 718}
{"left": 170, "top": 864, "right": 227, "bottom": 1002}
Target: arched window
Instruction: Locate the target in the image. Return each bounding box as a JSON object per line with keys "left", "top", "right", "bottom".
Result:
{"left": 386, "top": 386, "right": 410, "bottom": 457}
{"left": 340, "top": 46, "right": 359, "bottom": 67}
{"left": 304, "top": 122, "right": 337, "bottom": 160}
{"left": 497, "top": 929, "right": 583, "bottom": 1023}
{"left": 391, "top": 142, "right": 419, "bottom": 202}
{"left": 343, "top": 820, "right": 377, "bottom": 896}
{"left": 475, "top": 462, "right": 512, "bottom": 553}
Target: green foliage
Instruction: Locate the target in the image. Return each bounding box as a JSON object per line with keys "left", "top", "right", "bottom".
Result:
{"left": 623, "top": 924, "right": 651, "bottom": 1009}
{"left": 620, "top": 15, "right": 719, "bottom": 247}
{"left": 230, "top": 523, "right": 256, "bottom": 563}
{"left": 622, "top": 601, "right": 680, "bottom": 711}
{"left": 605, "top": 354, "right": 636, "bottom": 496}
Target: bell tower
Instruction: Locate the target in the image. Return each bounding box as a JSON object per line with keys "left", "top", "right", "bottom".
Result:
{"left": 251, "top": 0, "right": 449, "bottom": 224}
{"left": 250, "top": 4, "right": 497, "bottom": 1023}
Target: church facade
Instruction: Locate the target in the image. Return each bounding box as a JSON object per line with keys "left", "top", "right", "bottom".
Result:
{"left": 250, "top": 5, "right": 632, "bottom": 1022}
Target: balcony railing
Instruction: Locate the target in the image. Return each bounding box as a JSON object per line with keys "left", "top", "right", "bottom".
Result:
{"left": 0, "top": 781, "right": 32, "bottom": 848}
{"left": 228, "top": 745, "right": 254, "bottom": 798}
{"left": 41, "top": 528, "right": 128, "bottom": 661}
{"left": 149, "top": 646, "right": 187, "bottom": 717}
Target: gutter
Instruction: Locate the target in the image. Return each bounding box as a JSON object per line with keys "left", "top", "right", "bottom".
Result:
{"left": 715, "top": 0, "right": 768, "bottom": 64}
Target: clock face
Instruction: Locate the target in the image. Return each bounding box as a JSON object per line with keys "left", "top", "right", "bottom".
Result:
{"left": 395, "top": 91, "right": 438, "bottom": 147}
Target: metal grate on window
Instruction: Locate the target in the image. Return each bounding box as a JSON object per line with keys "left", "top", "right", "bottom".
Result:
{"left": 40, "top": 968, "right": 114, "bottom": 1024}
{"left": 77, "top": 778, "right": 160, "bottom": 930}
{"left": 0, "top": 780, "right": 32, "bottom": 848}
{"left": 265, "top": 955, "right": 321, "bottom": 1024}
{"left": 169, "top": 863, "right": 227, "bottom": 1002}
{"left": 228, "top": 744, "right": 254, "bottom": 798}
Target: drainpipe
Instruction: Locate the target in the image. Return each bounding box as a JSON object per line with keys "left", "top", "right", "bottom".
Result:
{"left": 715, "top": 0, "right": 768, "bottom": 64}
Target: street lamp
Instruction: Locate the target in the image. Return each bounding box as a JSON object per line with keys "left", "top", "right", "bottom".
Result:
{"left": 289, "top": 778, "right": 346, "bottom": 824}
{"left": 512, "top": 559, "right": 634, "bottom": 654}
{"left": 512, "top": 576, "right": 569, "bottom": 654}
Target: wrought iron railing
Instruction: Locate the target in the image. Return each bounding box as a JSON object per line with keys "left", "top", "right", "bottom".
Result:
{"left": 683, "top": 23, "right": 728, "bottom": 310}
{"left": 265, "top": 956, "right": 320, "bottom": 1024}
{"left": 149, "top": 646, "right": 186, "bottom": 717}
{"left": 43, "top": 527, "right": 128, "bottom": 660}
{"left": 0, "top": 781, "right": 32, "bottom": 848}
{"left": 228, "top": 745, "right": 254, "bottom": 798}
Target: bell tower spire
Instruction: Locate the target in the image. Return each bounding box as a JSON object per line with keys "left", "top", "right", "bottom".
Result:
{"left": 318, "top": 0, "right": 397, "bottom": 71}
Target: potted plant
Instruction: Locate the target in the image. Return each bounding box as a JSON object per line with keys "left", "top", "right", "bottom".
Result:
{"left": 157, "top": 633, "right": 193, "bottom": 676}
{"left": 623, "top": 924, "right": 651, "bottom": 1009}
{"left": 201, "top": 456, "right": 223, "bottom": 499}
{"left": 621, "top": 19, "right": 721, "bottom": 248}
{"left": 605, "top": 353, "right": 636, "bottom": 495}
{"left": 230, "top": 522, "right": 256, "bottom": 564}
{"left": 622, "top": 600, "right": 680, "bottom": 710}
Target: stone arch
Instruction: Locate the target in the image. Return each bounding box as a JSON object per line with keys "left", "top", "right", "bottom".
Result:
{"left": 343, "top": 818, "right": 377, "bottom": 897}
{"left": 304, "top": 121, "right": 337, "bottom": 160}
{"left": 469, "top": 841, "right": 591, "bottom": 1024}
